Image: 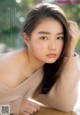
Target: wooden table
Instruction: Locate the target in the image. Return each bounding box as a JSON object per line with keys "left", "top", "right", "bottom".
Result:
{"left": 33, "top": 107, "right": 77, "bottom": 115}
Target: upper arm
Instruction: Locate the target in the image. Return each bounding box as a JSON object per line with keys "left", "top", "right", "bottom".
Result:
{"left": 34, "top": 55, "right": 80, "bottom": 112}
{"left": 48, "top": 55, "right": 80, "bottom": 111}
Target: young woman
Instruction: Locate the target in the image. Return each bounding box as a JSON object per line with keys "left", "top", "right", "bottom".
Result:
{"left": 0, "top": 3, "right": 80, "bottom": 115}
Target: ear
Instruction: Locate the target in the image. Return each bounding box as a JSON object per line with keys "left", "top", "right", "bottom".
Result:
{"left": 23, "top": 32, "right": 29, "bottom": 46}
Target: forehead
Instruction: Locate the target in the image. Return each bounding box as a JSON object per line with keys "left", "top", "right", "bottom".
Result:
{"left": 31, "top": 18, "right": 63, "bottom": 35}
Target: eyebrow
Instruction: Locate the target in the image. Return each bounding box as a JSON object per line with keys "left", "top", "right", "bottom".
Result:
{"left": 38, "top": 31, "right": 64, "bottom": 35}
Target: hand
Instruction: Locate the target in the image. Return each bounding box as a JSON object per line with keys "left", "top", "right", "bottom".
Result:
{"left": 19, "top": 99, "right": 40, "bottom": 115}
{"left": 67, "top": 21, "right": 80, "bottom": 56}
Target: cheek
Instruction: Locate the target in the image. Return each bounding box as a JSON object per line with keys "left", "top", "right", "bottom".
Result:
{"left": 60, "top": 43, "right": 64, "bottom": 51}
{"left": 30, "top": 39, "right": 48, "bottom": 51}
{"left": 30, "top": 42, "right": 46, "bottom": 54}
{"left": 57, "top": 42, "right": 64, "bottom": 53}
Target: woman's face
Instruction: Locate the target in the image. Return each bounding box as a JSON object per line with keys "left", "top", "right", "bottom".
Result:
{"left": 25, "top": 18, "right": 64, "bottom": 64}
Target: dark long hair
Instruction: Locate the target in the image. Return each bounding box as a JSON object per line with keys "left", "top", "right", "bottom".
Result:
{"left": 23, "top": 3, "right": 70, "bottom": 94}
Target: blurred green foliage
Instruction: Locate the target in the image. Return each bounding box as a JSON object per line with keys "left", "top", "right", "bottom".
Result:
{"left": 0, "top": 0, "right": 80, "bottom": 54}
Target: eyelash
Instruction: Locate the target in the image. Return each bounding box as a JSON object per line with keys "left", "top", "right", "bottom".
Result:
{"left": 57, "top": 36, "right": 64, "bottom": 40}
{"left": 39, "top": 36, "right": 48, "bottom": 40}
{"left": 39, "top": 36, "right": 64, "bottom": 40}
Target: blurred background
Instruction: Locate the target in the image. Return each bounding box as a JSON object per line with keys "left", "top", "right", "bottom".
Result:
{"left": 0, "top": 0, "right": 80, "bottom": 114}
{"left": 0, "top": 0, "right": 80, "bottom": 54}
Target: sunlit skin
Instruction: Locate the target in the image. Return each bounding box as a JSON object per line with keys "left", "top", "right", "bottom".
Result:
{"left": 24, "top": 18, "right": 64, "bottom": 68}
{"left": 0, "top": 17, "right": 79, "bottom": 115}
{"left": 21, "top": 19, "right": 80, "bottom": 115}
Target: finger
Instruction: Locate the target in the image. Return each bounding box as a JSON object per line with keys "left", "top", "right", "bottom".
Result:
{"left": 68, "top": 20, "right": 77, "bottom": 24}
{"left": 26, "top": 100, "right": 40, "bottom": 110}
{"left": 68, "top": 21, "right": 79, "bottom": 29}
{"left": 22, "top": 100, "right": 38, "bottom": 113}
{"left": 24, "top": 112, "right": 30, "bottom": 115}
{"left": 69, "top": 27, "right": 79, "bottom": 34}
{"left": 25, "top": 103, "right": 39, "bottom": 114}
{"left": 69, "top": 26, "right": 79, "bottom": 36}
{"left": 24, "top": 107, "right": 34, "bottom": 114}
{"left": 29, "top": 101, "right": 40, "bottom": 110}
{"left": 69, "top": 29, "right": 79, "bottom": 38}
{"left": 68, "top": 21, "right": 78, "bottom": 26}
{"left": 69, "top": 24, "right": 79, "bottom": 33}
{"left": 30, "top": 106, "right": 39, "bottom": 112}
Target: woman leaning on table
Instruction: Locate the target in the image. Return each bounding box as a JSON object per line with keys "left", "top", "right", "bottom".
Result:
{"left": 0, "top": 3, "right": 80, "bottom": 115}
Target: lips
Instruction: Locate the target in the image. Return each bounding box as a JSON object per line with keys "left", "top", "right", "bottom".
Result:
{"left": 46, "top": 54, "right": 57, "bottom": 58}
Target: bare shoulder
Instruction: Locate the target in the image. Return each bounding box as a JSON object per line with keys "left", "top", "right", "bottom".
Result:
{"left": 0, "top": 50, "right": 22, "bottom": 87}
{"left": 0, "top": 51, "right": 16, "bottom": 68}
{"left": 0, "top": 49, "right": 28, "bottom": 88}
{"left": 0, "top": 49, "right": 24, "bottom": 67}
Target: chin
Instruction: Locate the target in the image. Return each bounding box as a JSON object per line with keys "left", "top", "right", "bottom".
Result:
{"left": 46, "top": 60, "right": 57, "bottom": 64}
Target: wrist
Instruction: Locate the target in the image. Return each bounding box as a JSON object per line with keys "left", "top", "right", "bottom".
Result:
{"left": 65, "top": 50, "right": 75, "bottom": 57}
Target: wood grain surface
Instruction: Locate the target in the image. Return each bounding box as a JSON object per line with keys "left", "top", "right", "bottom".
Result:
{"left": 33, "top": 107, "right": 77, "bottom": 115}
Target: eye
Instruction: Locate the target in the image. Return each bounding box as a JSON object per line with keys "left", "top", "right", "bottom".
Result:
{"left": 57, "top": 36, "right": 64, "bottom": 40}
{"left": 40, "top": 36, "right": 48, "bottom": 40}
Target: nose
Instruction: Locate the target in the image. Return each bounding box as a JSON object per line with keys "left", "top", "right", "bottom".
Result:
{"left": 48, "top": 39, "right": 56, "bottom": 50}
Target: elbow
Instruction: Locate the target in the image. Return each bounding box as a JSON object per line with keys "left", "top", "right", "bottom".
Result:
{"left": 52, "top": 97, "right": 77, "bottom": 112}
{"left": 59, "top": 105, "right": 74, "bottom": 112}
{"left": 61, "top": 96, "right": 78, "bottom": 112}
{"left": 52, "top": 103, "right": 75, "bottom": 112}
{"left": 54, "top": 90, "right": 78, "bottom": 112}
{"left": 56, "top": 100, "right": 77, "bottom": 112}
{"left": 49, "top": 101, "right": 76, "bottom": 112}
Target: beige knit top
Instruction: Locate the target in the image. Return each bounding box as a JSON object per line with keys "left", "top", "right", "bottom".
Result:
{"left": 0, "top": 55, "right": 80, "bottom": 115}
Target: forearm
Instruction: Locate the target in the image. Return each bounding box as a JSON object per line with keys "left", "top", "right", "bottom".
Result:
{"left": 65, "top": 49, "right": 75, "bottom": 57}
{"left": 34, "top": 55, "right": 80, "bottom": 112}
{"left": 54, "top": 55, "right": 80, "bottom": 111}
